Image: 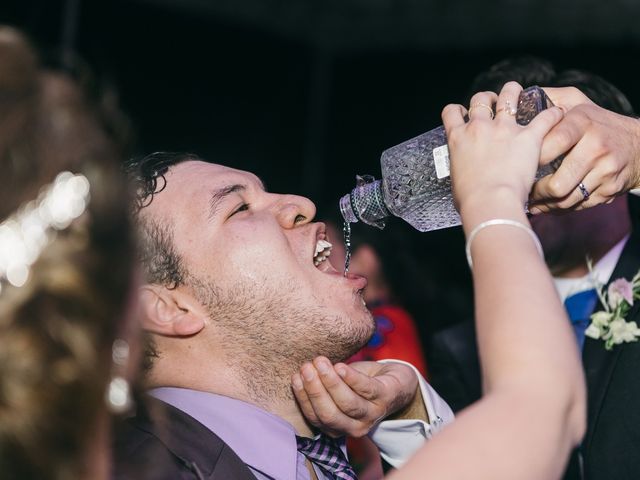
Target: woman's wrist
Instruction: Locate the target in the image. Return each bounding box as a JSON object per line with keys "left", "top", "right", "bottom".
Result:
{"left": 464, "top": 219, "right": 543, "bottom": 268}
{"left": 458, "top": 186, "right": 530, "bottom": 233}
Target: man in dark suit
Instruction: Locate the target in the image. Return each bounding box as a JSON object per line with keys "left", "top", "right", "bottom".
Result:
{"left": 578, "top": 217, "right": 640, "bottom": 479}
{"left": 113, "top": 397, "right": 257, "bottom": 480}
{"left": 428, "top": 57, "right": 640, "bottom": 480}
{"left": 428, "top": 321, "right": 481, "bottom": 412}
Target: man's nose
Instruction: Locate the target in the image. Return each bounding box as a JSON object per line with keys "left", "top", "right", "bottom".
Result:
{"left": 275, "top": 194, "right": 316, "bottom": 228}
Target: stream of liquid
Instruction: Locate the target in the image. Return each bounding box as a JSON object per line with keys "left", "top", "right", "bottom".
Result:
{"left": 342, "top": 220, "right": 352, "bottom": 276}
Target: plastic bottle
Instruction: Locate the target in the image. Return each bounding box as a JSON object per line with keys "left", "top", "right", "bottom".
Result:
{"left": 339, "top": 86, "right": 560, "bottom": 232}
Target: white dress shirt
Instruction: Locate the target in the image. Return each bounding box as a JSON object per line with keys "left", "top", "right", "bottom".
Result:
{"left": 369, "top": 359, "right": 454, "bottom": 468}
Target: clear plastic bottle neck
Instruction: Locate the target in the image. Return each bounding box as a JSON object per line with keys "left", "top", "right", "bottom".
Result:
{"left": 339, "top": 177, "right": 390, "bottom": 229}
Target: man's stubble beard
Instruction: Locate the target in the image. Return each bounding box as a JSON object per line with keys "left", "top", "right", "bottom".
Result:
{"left": 189, "top": 273, "right": 375, "bottom": 405}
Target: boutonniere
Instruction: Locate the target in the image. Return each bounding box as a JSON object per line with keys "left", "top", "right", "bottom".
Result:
{"left": 584, "top": 261, "right": 640, "bottom": 350}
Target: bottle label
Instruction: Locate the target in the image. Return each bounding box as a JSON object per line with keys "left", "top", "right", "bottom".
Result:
{"left": 433, "top": 144, "right": 450, "bottom": 179}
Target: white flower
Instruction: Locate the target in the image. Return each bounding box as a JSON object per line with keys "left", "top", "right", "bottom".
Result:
{"left": 585, "top": 323, "right": 603, "bottom": 340}
{"left": 585, "top": 266, "right": 640, "bottom": 350}
{"left": 604, "top": 319, "right": 640, "bottom": 345}
{"left": 590, "top": 311, "right": 613, "bottom": 328}
{"left": 627, "top": 321, "right": 640, "bottom": 337}
{"left": 607, "top": 278, "right": 634, "bottom": 309}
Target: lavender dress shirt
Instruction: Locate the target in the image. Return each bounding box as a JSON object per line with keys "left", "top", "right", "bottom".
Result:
{"left": 151, "top": 388, "right": 333, "bottom": 480}
{"left": 150, "top": 361, "right": 454, "bottom": 479}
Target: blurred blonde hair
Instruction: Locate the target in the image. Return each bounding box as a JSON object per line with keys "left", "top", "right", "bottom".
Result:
{"left": 0, "top": 26, "right": 135, "bottom": 480}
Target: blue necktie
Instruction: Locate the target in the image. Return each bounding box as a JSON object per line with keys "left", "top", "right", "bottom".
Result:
{"left": 564, "top": 289, "right": 599, "bottom": 349}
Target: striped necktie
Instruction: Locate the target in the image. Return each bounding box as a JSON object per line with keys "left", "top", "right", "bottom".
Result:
{"left": 296, "top": 434, "right": 357, "bottom": 480}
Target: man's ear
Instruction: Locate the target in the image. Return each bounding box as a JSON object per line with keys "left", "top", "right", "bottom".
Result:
{"left": 139, "top": 284, "right": 207, "bottom": 337}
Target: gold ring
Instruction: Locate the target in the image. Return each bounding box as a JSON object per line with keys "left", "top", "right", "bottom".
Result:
{"left": 496, "top": 100, "right": 517, "bottom": 116}
{"left": 468, "top": 103, "right": 494, "bottom": 120}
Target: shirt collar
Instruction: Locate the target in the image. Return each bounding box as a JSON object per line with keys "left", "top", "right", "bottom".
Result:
{"left": 553, "top": 234, "right": 629, "bottom": 302}
{"left": 150, "top": 387, "right": 299, "bottom": 479}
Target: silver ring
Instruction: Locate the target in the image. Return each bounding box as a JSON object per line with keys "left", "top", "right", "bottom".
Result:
{"left": 578, "top": 182, "right": 590, "bottom": 200}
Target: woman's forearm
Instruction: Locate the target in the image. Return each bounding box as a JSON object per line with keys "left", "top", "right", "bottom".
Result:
{"left": 390, "top": 84, "right": 586, "bottom": 480}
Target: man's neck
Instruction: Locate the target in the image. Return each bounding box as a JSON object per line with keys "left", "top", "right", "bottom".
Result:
{"left": 269, "top": 397, "right": 315, "bottom": 437}
{"left": 150, "top": 352, "right": 315, "bottom": 436}
{"left": 550, "top": 228, "right": 630, "bottom": 279}
{"left": 551, "top": 244, "right": 613, "bottom": 278}
{"left": 217, "top": 360, "right": 315, "bottom": 437}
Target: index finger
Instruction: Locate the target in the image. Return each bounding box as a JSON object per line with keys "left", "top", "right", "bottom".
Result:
{"left": 539, "top": 108, "right": 589, "bottom": 165}
{"left": 542, "top": 86, "right": 595, "bottom": 110}
{"left": 294, "top": 363, "right": 358, "bottom": 433}
{"left": 334, "top": 363, "right": 382, "bottom": 401}
{"left": 312, "top": 357, "right": 372, "bottom": 419}
{"left": 533, "top": 136, "right": 594, "bottom": 202}
{"left": 441, "top": 103, "right": 468, "bottom": 132}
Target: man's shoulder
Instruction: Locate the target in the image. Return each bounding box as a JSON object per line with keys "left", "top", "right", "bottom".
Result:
{"left": 113, "top": 396, "right": 256, "bottom": 480}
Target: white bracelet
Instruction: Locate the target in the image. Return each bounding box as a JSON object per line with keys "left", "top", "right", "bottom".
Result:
{"left": 465, "top": 218, "right": 544, "bottom": 268}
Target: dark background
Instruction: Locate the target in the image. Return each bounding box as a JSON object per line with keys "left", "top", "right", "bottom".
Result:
{"left": 2, "top": 0, "right": 640, "bottom": 335}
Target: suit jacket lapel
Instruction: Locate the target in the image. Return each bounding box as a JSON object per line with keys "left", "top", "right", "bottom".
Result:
{"left": 582, "top": 228, "right": 640, "bottom": 455}
{"left": 131, "top": 396, "right": 257, "bottom": 480}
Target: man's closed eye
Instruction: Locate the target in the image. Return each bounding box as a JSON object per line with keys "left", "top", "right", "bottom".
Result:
{"left": 229, "top": 203, "right": 250, "bottom": 218}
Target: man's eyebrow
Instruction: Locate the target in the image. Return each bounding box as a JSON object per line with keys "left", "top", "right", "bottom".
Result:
{"left": 208, "top": 184, "right": 246, "bottom": 220}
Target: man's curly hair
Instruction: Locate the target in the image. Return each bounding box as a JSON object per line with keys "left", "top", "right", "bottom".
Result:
{"left": 124, "top": 152, "right": 204, "bottom": 372}
{"left": 123, "top": 152, "right": 201, "bottom": 289}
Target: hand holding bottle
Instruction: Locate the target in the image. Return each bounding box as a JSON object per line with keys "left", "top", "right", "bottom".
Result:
{"left": 442, "top": 81, "right": 565, "bottom": 217}
{"left": 340, "top": 85, "right": 559, "bottom": 233}
{"left": 529, "top": 86, "right": 640, "bottom": 212}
